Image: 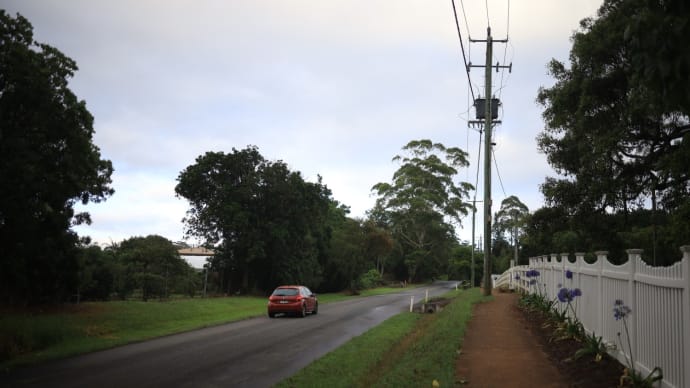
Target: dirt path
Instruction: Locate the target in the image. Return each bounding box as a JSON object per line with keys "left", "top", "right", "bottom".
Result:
{"left": 455, "top": 291, "right": 568, "bottom": 388}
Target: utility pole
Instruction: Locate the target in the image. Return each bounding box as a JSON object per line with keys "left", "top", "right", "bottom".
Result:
{"left": 481, "top": 29, "right": 493, "bottom": 297}
{"left": 468, "top": 27, "right": 510, "bottom": 296}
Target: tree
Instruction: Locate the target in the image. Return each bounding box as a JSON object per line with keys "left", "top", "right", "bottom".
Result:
{"left": 252, "top": 161, "right": 331, "bottom": 290}
{"left": 117, "top": 235, "right": 191, "bottom": 301}
{"left": 322, "top": 215, "right": 366, "bottom": 292}
{"left": 371, "top": 139, "right": 473, "bottom": 282}
{"left": 447, "top": 243, "right": 472, "bottom": 281}
{"left": 175, "top": 147, "right": 333, "bottom": 294}
{"left": 0, "top": 12, "right": 114, "bottom": 305}
{"left": 622, "top": 0, "right": 690, "bottom": 118}
{"left": 76, "top": 244, "right": 115, "bottom": 301}
{"left": 362, "top": 220, "right": 393, "bottom": 277}
{"left": 176, "top": 147, "right": 264, "bottom": 293}
{"left": 521, "top": 207, "right": 569, "bottom": 259}
{"left": 493, "top": 196, "right": 529, "bottom": 265}
{"left": 537, "top": 0, "right": 689, "bottom": 214}
{"left": 372, "top": 140, "right": 474, "bottom": 226}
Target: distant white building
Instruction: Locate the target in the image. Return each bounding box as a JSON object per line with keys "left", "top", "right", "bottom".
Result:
{"left": 178, "top": 247, "right": 214, "bottom": 269}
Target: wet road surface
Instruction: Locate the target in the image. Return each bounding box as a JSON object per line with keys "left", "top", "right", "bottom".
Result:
{"left": 5, "top": 281, "right": 459, "bottom": 388}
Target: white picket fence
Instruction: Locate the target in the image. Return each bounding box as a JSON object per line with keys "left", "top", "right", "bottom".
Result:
{"left": 494, "top": 246, "right": 690, "bottom": 388}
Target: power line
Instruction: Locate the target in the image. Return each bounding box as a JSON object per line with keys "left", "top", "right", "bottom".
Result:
{"left": 506, "top": 0, "right": 510, "bottom": 37}
{"left": 451, "top": 0, "right": 476, "bottom": 102}
{"left": 492, "top": 147, "right": 507, "bottom": 198}
{"left": 459, "top": 0, "right": 471, "bottom": 39}
{"left": 473, "top": 129, "right": 483, "bottom": 201}
{"left": 484, "top": 0, "right": 491, "bottom": 28}
{"left": 458, "top": 0, "right": 482, "bottom": 93}
{"left": 466, "top": 82, "right": 471, "bottom": 181}
{"left": 497, "top": 0, "right": 511, "bottom": 102}
{"left": 458, "top": 0, "right": 484, "bottom": 95}
{"left": 469, "top": 121, "right": 483, "bottom": 287}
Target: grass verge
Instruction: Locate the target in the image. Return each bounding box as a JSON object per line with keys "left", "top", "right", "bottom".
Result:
{"left": 0, "top": 285, "right": 415, "bottom": 369}
{"left": 277, "top": 288, "right": 488, "bottom": 388}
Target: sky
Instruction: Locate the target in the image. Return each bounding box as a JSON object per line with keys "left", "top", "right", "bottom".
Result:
{"left": 4, "top": 0, "right": 603, "bottom": 252}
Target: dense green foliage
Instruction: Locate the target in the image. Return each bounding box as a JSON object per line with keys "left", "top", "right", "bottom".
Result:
{"left": 530, "top": 0, "right": 689, "bottom": 262}
{"left": 447, "top": 244, "right": 483, "bottom": 286}
{"left": 537, "top": 0, "right": 689, "bottom": 212}
{"left": 175, "top": 140, "right": 478, "bottom": 295}
{"left": 114, "top": 236, "right": 198, "bottom": 301}
{"left": 0, "top": 12, "right": 114, "bottom": 305}
{"left": 175, "top": 147, "right": 377, "bottom": 294}
{"left": 73, "top": 236, "right": 198, "bottom": 302}
{"left": 492, "top": 196, "right": 530, "bottom": 268}
{"left": 371, "top": 140, "right": 474, "bottom": 282}
{"left": 321, "top": 214, "right": 369, "bottom": 292}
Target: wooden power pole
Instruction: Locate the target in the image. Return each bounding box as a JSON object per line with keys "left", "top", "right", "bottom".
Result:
{"left": 482, "top": 29, "right": 494, "bottom": 297}
{"left": 469, "top": 27, "right": 510, "bottom": 296}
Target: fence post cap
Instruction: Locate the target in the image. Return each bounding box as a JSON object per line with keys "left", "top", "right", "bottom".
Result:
{"left": 625, "top": 249, "right": 644, "bottom": 255}
{"left": 680, "top": 245, "right": 690, "bottom": 253}
{"left": 594, "top": 251, "right": 609, "bottom": 256}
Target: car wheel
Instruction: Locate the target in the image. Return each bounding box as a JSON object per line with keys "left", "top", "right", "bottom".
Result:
{"left": 312, "top": 302, "right": 318, "bottom": 315}
{"left": 299, "top": 304, "right": 307, "bottom": 318}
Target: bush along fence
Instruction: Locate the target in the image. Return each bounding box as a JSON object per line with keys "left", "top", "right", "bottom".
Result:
{"left": 494, "top": 246, "right": 690, "bottom": 388}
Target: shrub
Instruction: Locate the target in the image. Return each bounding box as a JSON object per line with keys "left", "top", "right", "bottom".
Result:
{"left": 358, "top": 269, "right": 382, "bottom": 290}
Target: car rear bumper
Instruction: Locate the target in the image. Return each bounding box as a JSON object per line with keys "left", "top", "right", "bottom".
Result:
{"left": 267, "top": 302, "right": 303, "bottom": 314}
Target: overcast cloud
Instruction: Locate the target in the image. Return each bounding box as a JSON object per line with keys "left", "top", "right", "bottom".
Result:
{"left": 3, "top": 0, "right": 602, "bottom": 248}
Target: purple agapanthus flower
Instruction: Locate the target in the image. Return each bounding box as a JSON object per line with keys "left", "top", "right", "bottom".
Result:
{"left": 557, "top": 287, "right": 582, "bottom": 303}
{"left": 565, "top": 269, "right": 573, "bottom": 279}
{"left": 514, "top": 274, "right": 521, "bottom": 280}
{"left": 525, "top": 269, "right": 540, "bottom": 278}
{"left": 557, "top": 288, "right": 572, "bottom": 303}
{"left": 613, "top": 300, "right": 632, "bottom": 320}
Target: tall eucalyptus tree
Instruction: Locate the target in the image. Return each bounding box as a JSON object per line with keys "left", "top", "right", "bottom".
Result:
{"left": 493, "top": 196, "right": 529, "bottom": 265}
{"left": 372, "top": 140, "right": 473, "bottom": 281}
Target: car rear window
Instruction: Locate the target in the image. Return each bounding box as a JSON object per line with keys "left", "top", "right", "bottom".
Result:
{"left": 272, "top": 288, "right": 299, "bottom": 296}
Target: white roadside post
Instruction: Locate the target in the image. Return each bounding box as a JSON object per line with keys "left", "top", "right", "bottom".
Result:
{"left": 410, "top": 296, "right": 414, "bottom": 312}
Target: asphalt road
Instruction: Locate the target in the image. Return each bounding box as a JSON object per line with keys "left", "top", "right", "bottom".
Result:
{"left": 5, "top": 281, "right": 459, "bottom": 388}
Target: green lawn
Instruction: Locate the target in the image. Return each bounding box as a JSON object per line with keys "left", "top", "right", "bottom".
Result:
{"left": 0, "top": 285, "right": 415, "bottom": 369}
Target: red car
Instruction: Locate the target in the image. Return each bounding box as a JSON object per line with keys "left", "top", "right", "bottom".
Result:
{"left": 267, "top": 285, "right": 318, "bottom": 318}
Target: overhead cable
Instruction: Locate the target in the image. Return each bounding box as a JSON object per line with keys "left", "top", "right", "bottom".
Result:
{"left": 451, "top": 0, "right": 476, "bottom": 102}
{"left": 484, "top": 0, "right": 491, "bottom": 28}
{"left": 492, "top": 148, "right": 508, "bottom": 198}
